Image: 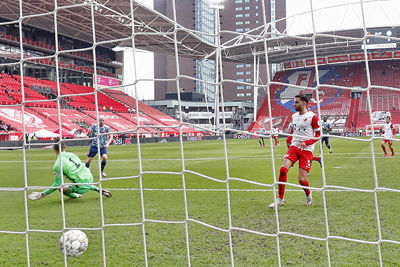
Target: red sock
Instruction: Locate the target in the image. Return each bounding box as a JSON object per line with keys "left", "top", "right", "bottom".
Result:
{"left": 313, "top": 157, "right": 320, "bottom": 161}
{"left": 299, "top": 179, "right": 310, "bottom": 196}
{"left": 390, "top": 147, "right": 394, "bottom": 155}
{"left": 278, "top": 167, "right": 288, "bottom": 199}
{"left": 382, "top": 146, "right": 387, "bottom": 154}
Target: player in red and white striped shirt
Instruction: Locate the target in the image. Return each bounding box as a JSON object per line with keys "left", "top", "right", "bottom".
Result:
{"left": 272, "top": 127, "right": 280, "bottom": 148}
{"left": 269, "top": 94, "right": 321, "bottom": 208}
{"left": 381, "top": 116, "right": 395, "bottom": 157}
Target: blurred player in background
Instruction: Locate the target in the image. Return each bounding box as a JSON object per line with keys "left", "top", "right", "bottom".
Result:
{"left": 313, "top": 156, "right": 322, "bottom": 168}
{"left": 269, "top": 94, "right": 320, "bottom": 208}
{"left": 28, "top": 138, "right": 112, "bottom": 201}
{"left": 381, "top": 116, "right": 395, "bottom": 157}
{"left": 259, "top": 125, "right": 266, "bottom": 148}
{"left": 321, "top": 116, "right": 333, "bottom": 153}
{"left": 272, "top": 126, "right": 280, "bottom": 148}
{"left": 85, "top": 117, "right": 113, "bottom": 177}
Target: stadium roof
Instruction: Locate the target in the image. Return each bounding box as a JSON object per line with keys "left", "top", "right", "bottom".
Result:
{"left": 1, "top": 1, "right": 399, "bottom": 64}
{"left": 0, "top": 0, "right": 215, "bottom": 59}
{"left": 221, "top": 26, "right": 400, "bottom": 64}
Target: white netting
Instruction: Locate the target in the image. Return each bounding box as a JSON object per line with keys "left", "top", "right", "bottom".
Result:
{"left": 1, "top": 0, "right": 400, "bottom": 266}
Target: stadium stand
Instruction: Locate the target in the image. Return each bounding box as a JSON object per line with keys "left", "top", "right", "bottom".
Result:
{"left": 3, "top": 58, "right": 400, "bottom": 136}
{"left": 117, "top": 112, "right": 177, "bottom": 134}
{"left": 0, "top": 32, "right": 116, "bottom": 78}
{"left": 0, "top": 106, "right": 58, "bottom": 133}
{"left": 0, "top": 73, "right": 199, "bottom": 136}
{"left": 62, "top": 83, "right": 129, "bottom": 112}
{"left": 0, "top": 73, "right": 57, "bottom": 108}
{"left": 81, "top": 110, "right": 154, "bottom": 133}
{"left": 102, "top": 89, "right": 198, "bottom": 133}
{"left": 250, "top": 60, "right": 400, "bottom": 133}
{"left": 30, "top": 107, "right": 96, "bottom": 133}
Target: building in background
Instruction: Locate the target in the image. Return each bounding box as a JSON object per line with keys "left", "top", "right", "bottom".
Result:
{"left": 219, "top": 0, "right": 286, "bottom": 105}
{"left": 153, "top": 0, "right": 196, "bottom": 100}
{"left": 153, "top": 0, "right": 286, "bottom": 107}
{"left": 0, "top": 18, "right": 120, "bottom": 87}
{"left": 195, "top": 0, "right": 216, "bottom": 101}
{"left": 144, "top": 97, "right": 254, "bottom": 131}
{"left": 119, "top": 0, "right": 155, "bottom": 100}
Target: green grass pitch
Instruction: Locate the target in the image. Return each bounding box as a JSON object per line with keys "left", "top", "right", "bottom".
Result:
{"left": 0, "top": 138, "right": 399, "bottom": 266}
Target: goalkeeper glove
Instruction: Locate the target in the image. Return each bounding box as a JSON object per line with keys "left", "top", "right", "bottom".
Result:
{"left": 28, "top": 192, "right": 45, "bottom": 200}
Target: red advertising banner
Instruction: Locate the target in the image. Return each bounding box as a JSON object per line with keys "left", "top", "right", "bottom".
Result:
{"left": 285, "top": 51, "right": 396, "bottom": 68}
{"left": 317, "top": 57, "right": 326, "bottom": 65}
{"left": 349, "top": 54, "right": 366, "bottom": 61}
{"left": 327, "top": 55, "right": 348, "bottom": 63}
{"left": 96, "top": 75, "right": 119, "bottom": 86}
{"left": 284, "top": 62, "right": 294, "bottom": 69}
{"left": 305, "top": 59, "right": 315, "bottom": 66}
{"left": 371, "top": 52, "right": 393, "bottom": 60}
{"left": 295, "top": 60, "right": 305, "bottom": 68}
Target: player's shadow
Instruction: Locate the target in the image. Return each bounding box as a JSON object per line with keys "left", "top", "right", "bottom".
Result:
{"left": 32, "top": 194, "right": 108, "bottom": 207}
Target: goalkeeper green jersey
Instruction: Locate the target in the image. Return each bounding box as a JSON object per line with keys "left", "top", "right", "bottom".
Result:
{"left": 44, "top": 152, "right": 93, "bottom": 196}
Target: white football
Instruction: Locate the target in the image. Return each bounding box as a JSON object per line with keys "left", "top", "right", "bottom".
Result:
{"left": 58, "top": 230, "right": 88, "bottom": 257}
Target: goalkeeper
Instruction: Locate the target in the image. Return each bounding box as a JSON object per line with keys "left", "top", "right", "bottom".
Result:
{"left": 28, "top": 138, "right": 112, "bottom": 201}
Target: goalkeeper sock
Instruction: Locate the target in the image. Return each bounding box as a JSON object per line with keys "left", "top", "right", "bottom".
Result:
{"left": 101, "top": 160, "right": 107, "bottom": 171}
{"left": 382, "top": 146, "right": 387, "bottom": 154}
{"left": 89, "top": 185, "right": 100, "bottom": 192}
{"left": 390, "top": 147, "right": 394, "bottom": 155}
{"left": 64, "top": 192, "right": 80, "bottom": 199}
{"left": 278, "top": 167, "right": 288, "bottom": 199}
{"left": 299, "top": 179, "right": 310, "bottom": 196}
{"left": 85, "top": 161, "right": 90, "bottom": 168}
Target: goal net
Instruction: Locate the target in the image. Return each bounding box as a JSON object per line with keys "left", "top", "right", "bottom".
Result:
{"left": 1, "top": 0, "right": 400, "bottom": 266}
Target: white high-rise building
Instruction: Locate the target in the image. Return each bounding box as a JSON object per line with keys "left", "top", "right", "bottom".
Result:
{"left": 122, "top": 0, "right": 155, "bottom": 100}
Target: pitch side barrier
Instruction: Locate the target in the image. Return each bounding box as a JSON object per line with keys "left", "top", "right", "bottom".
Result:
{"left": 0, "top": 132, "right": 366, "bottom": 149}
{"left": 0, "top": 135, "right": 238, "bottom": 149}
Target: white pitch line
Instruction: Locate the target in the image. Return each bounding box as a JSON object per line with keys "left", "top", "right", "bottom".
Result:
{"left": 104, "top": 188, "right": 390, "bottom": 192}
{"left": 0, "top": 154, "right": 393, "bottom": 163}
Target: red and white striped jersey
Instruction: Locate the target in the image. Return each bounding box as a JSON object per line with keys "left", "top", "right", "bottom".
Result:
{"left": 289, "top": 111, "right": 320, "bottom": 152}
{"left": 383, "top": 122, "right": 394, "bottom": 139}
{"left": 272, "top": 128, "right": 279, "bottom": 137}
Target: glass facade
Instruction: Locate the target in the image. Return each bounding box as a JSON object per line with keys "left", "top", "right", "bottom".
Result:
{"left": 271, "top": 0, "right": 278, "bottom": 76}
{"left": 195, "top": 0, "right": 217, "bottom": 100}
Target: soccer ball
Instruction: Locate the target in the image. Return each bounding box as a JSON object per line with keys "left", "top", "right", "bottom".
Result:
{"left": 58, "top": 230, "right": 88, "bottom": 257}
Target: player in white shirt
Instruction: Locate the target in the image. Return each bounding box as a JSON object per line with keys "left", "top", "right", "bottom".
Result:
{"left": 272, "top": 127, "right": 280, "bottom": 148}
{"left": 381, "top": 116, "right": 395, "bottom": 157}
{"left": 269, "top": 94, "right": 321, "bottom": 208}
{"left": 321, "top": 116, "right": 333, "bottom": 153}
{"left": 259, "top": 126, "right": 266, "bottom": 148}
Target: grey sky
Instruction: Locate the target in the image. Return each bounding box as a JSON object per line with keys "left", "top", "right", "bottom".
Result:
{"left": 286, "top": 0, "right": 400, "bottom": 34}
{"left": 125, "top": 0, "right": 400, "bottom": 100}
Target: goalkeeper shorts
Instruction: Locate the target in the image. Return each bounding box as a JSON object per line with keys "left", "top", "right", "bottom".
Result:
{"left": 68, "top": 175, "right": 94, "bottom": 194}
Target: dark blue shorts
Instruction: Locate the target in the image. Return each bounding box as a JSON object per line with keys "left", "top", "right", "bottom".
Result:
{"left": 87, "top": 146, "right": 107, "bottom": 157}
{"left": 321, "top": 137, "right": 330, "bottom": 144}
